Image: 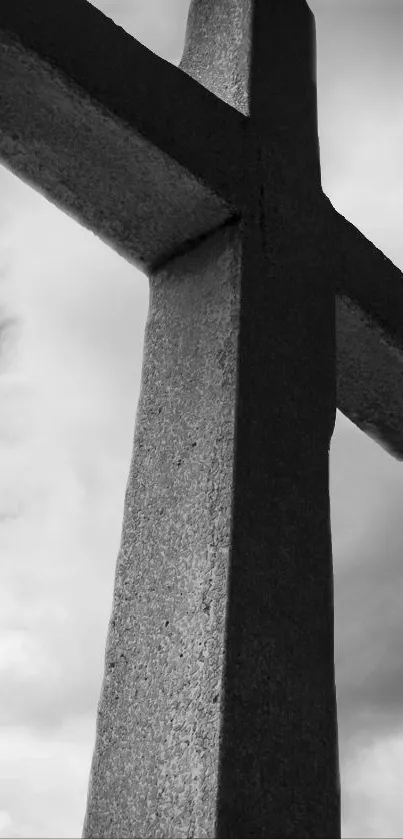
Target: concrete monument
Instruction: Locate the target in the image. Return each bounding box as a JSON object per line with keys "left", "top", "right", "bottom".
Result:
{"left": 1, "top": 1, "right": 403, "bottom": 835}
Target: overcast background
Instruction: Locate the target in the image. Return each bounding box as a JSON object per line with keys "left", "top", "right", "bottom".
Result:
{"left": 1, "top": 0, "right": 403, "bottom": 836}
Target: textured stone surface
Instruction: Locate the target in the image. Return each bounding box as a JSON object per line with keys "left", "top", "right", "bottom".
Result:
{"left": 83, "top": 3, "right": 342, "bottom": 821}
{"left": 2, "top": 0, "right": 403, "bottom": 837}
{"left": 83, "top": 224, "right": 241, "bottom": 839}
{"left": 0, "top": 1, "right": 244, "bottom": 271}
{"left": 337, "top": 295, "right": 403, "bottom": 459}
{"left": 180, "top": 0, "right": 253, "bottom": 114}
{"left": 3, "top": 2, "right": 402, "bottom": 454}
{"left": 83, "top": 197, "right": 340, "bottom": 835}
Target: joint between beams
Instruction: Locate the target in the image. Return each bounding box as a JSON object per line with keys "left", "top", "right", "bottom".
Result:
{"left": 150, "top": 214, "right": 241, "bottom": 275}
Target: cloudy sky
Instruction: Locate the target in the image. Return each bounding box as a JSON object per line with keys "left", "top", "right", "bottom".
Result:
{"left": 1, "top": 0, "right": 403, "bottom": 836}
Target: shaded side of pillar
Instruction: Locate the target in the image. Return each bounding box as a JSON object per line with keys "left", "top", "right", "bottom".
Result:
{"left": 215, "top": 150, "right": 340, "bottom": 836}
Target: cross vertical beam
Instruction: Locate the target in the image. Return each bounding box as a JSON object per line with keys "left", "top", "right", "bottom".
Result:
{"left": 213, "top": 167, "right": 340, "bottom": 835}
{"left": 82, "top": 2, "right": 340, "bottom": 835}
{"left": 83, "top": 213, "right": 339, "bottom": 837}
{"left": 6, "top": 0, "right": 403, "bottom": 835}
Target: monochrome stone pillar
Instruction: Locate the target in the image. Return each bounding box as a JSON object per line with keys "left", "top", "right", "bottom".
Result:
{"left": 3, "top": 0, "right": 403, "bottom": 836}
{"left": 83, "top": 2, "right": 340, "bottom": 835}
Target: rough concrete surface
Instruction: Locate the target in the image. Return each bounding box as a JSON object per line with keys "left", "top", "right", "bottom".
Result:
{"left": 2, "top": 1, "right": 402, "bottom": 453}
{"left": 0, "top": 1, "right": 245, "bottom": 271}
{"left": 83, "top": 224, "right": 241, "bottom": 839}
{"left": 337, "top": 294, "right": 403, "bottom": 459}
{"left": 2, "top": 0, "right": 403, "bottom": 837}
{"left": 83, "top": 198, "right": 340, "bottom": 834}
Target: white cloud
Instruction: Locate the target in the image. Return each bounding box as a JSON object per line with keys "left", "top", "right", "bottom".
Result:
{"left": 91, "top": 0, "right": 190, "bottom": 59}
{"left": 342, "top": 731, "right": 403, "bottom": 838}
{"left": 0, "top": 163, "right": 148, "bottom": 833}
{"left": 0, "top": 721, "right": 93, "bottom": 838}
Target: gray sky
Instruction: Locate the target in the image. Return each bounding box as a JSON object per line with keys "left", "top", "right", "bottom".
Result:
{"left": 1, "top": 1, "right": 403, "bottom": 836}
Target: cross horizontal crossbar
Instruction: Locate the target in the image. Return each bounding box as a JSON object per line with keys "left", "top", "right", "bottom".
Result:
{"left": 1, "top": 0, "right": 403, "bottom": 461}
{"left": 0, "top": 0, "right": 245, "bottom": 269}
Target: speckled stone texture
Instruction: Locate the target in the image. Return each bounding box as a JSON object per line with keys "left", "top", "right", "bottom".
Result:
{"left": 2, "top": 0, "right": 403, "bottom": 837}
{"left": 82, "top": 2, "right": 341, "bottom": 834}
{"left": 83, "top": 224, "right": 241, "bottom": 839}
{"left": 0, "top": 0, "right": 244, "bottom": 271}
{"left": 2, "top": 0, "right": 403, "bottom": 456}
{"left": 83, "top": 198, "right": 340, "bottom": 836}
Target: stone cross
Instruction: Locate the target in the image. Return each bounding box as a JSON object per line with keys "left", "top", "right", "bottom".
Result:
{"left": 2, "top": 0, "right": 403, "bottom": 836}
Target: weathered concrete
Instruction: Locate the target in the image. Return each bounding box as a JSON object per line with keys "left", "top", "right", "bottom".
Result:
{"left": 337, "top": 294, "right": 403, "bottom": 459}
{"left": 83, "top": 223, "right": 241, "bottom": 838}
{"left": 1, "top": 0, "right": 403, "bottom": 836}
{"left": 83, "top": 202, "right": 339, "bottom": 835}
{"left": 0, "top": 0, "right": 244, "bottom": 270}
{"left": 2, "top": 1, "right": 402, "bottom": 454}
{"left": 82, "top": 3, "right": 340, "bottom": 835}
